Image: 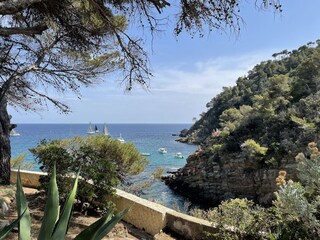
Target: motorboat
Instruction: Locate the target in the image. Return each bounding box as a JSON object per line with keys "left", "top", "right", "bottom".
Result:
{"left": 174, "top": 152, "right": 184, "bottom": 159}
{"left": 158, "top": 147, "right": 167, "bottom": 154}
{"left": 141, "top": 152, "right": 151, "bottom": 156}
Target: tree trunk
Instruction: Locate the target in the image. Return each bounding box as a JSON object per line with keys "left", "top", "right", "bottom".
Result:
{"left": 0, "top": 99, "right": 11, "bottom": 185}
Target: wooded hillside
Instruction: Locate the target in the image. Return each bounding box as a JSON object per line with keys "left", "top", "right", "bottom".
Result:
{"left": 169, "top": 41, "right": 320, "bottom": 206}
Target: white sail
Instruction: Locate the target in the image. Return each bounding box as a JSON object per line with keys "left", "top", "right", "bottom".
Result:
{"left": 103, "top": 123, "right": 110, "bottom": 136}
{"left": 87, "top": 122, "right": 95, "bottom": 134}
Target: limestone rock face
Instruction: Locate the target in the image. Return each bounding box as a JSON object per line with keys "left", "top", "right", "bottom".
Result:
{"left": 165, "top": 150, "right": 297, "bottom": 206}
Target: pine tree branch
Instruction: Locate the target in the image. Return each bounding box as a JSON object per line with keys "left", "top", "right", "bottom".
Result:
{"left": 0, "top": 24, "right": 48, "bottom": 36}
{"left": 0, "top": 0, "right": 42, "bottom": 15}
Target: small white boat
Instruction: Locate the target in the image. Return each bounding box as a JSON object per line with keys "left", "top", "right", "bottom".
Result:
{"left": 141, "top": 152, "right": 151, "bottom": 156}
{"left": 174, "top": 152, "right": 184, "bottom": 159}
{"left": 87, "top": 122, "right": 95, "bottom": 134}
{"left": 10, "top": 129, "right": 20, "bottom": 137}
{"left": 158, "top": 147, "right": 167, "bottom": 154}
{"left": 117, "top": 133, "right": 125, "bottom": 143}
{"left": 103, "top": 123, "right": 110, "bottom": 136}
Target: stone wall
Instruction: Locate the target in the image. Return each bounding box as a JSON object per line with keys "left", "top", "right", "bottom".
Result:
{"left": 10, "top": 169, "right": 219, "bottom": 239}
{"left": 10, "top": 169, "right": 47, "bottom": 188}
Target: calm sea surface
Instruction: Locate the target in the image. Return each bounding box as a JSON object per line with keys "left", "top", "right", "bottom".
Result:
{"left": 10, "top": 123, "right": 196, "bottom": 208}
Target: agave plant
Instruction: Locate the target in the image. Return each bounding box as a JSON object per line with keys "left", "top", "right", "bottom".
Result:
{"left": 0, "top": 164, "right": 128, "bottom": 240}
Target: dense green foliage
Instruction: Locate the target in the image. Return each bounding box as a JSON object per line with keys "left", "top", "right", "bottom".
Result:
{"left": 191, "top": 198, "right": 281, "bottom": 240}
{"left": 190, "top": 143, "right": 320, "bottom": 239}
{"left": 273, "top": 142, "right": 320, "bottom": 239}
{"left": 0, "top": 166, "right": 128, "bottom": 240}
{"left": 187, "top": 41, "right": 320, "bottom": 167}
{"left": 30, "top": 135, "right": 148, "bottom": 212}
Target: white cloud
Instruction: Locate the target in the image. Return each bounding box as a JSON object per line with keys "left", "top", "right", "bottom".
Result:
{"left": 9, "top": 50, "right": 277, "bottom": 123}
{"left": 150, "top": 50, "right": 274, "bottom": 96}
{"left": 55, "top": 50, "right": 275, "bottom": 102}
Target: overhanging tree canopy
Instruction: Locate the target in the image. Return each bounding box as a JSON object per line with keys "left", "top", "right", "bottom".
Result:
{"left": 0, "top": 0, "right": 283, "bottom": 184}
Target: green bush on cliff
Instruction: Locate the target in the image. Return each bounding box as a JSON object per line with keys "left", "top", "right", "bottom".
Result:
{"left": 30, "top": 135, "right": 148, "bottom": 212}
{"left": 241, "top": 139, "right": 268, "bottom": 162}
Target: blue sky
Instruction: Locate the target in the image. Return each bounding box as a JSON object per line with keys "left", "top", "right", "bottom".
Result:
{"left": 10, "top": 0, "right": 320, "bottom": 124}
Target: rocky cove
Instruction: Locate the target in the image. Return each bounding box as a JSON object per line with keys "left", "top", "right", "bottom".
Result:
{"left": 163, "top": 145, "right": 299, "bottom": 207}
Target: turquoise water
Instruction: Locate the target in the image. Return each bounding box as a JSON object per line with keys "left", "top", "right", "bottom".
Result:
{"left": 10, "top": 124, "right": 196, "bottom": 208}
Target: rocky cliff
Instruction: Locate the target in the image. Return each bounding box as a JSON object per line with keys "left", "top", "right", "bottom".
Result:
{"left": 165, "top": 149, "right": 298, "bottom": 206}
{"left": 166, "top": 42, "right": 320, "bottom": 206}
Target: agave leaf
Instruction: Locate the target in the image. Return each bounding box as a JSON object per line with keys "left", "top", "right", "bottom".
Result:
{"left": 73, "top": 209, "right": 113, "bottom": 240}
{"left": 93, "top": 208, "right": 130, "bottom": 240}
{"left": 0, "top": 209, "right": 26, "bottom": 240}
{"left": 16, "top": 169, "right": 31, "bottom": 240}
{"left": 51, "top": 170, "right": 80, "bottom": 240}
{"left": 38, "top": 163, "right": 59, "bottom": 239}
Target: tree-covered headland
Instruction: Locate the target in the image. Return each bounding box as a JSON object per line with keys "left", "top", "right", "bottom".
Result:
{"left": 168, "top": 41, "right": 320, "bottom": 206}
{"left": 164, "top": 41, "right": 320, "bottom": 239}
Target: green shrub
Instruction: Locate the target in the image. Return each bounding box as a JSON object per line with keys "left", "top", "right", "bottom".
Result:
{"left": 0, "top": 165, "right": 128, "bottom": 240}
{"left": 241, "top": 139, "right": 268, "bottom": 163}
{"left": 211, "top": 144, "right": 223, "bottom": 152}
{"left": 190, "top": 198, "right": 281, "bottom": 240}
{"left": 30, "top": 135, "right": 148, "bottom": 212}
{"left": 272, "top": 142, "right": 320, "bottom": 239}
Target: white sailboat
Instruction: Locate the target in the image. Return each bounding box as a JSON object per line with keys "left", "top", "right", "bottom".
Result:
{"left": 10, "top": 128, "right": 20, "bottom": 137}
{"left": 103, "top": 123, "right": 110, "bottom": 136}
{"left": 117, "top": 133, "right": 125, "bottom": 143}
{"left": 87, "top": 122, "right": 95, "bottom": 134}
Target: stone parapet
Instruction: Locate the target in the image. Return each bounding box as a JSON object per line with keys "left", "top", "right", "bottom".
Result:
{"left": 109, "top": 188, "right": 169, "bottom": 236}
{"left": 10, "top": 169, "right": 219, "bottom": 239}
{"left": 10, "top": 169, "right": 46, "bottom": 188}
{"left": 166, "top": 209, "right": 218, "bottom": 239}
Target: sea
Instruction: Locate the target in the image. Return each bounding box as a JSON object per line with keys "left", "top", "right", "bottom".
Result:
{"left": 10, "top": 123, "right": 196, "bottom": 209}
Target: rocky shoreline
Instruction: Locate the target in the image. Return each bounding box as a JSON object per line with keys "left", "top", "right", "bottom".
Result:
{"left": 163, "top": 147, "right": 298, "bottom": 207}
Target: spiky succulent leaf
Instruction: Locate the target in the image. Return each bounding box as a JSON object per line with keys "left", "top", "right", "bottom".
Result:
{"left": 16, "top": 169, "right": 31, "bottom": 240}
{"left": 0, "top": 209, "right": 26, "bottom": 240}
{"left": 51, "top": 170, "right": 80, "bottom": 240}
{"left": 38, "top": 163, "right": 59, "bottom": 239}
{"left": 73, "top": 209, "right": 113, "bottom": 240}
{"left": 74, "top": 207, "right": 129, "bottom": 240}
{"left": 93, "top": 208, "right": 129, "bottom": 240}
